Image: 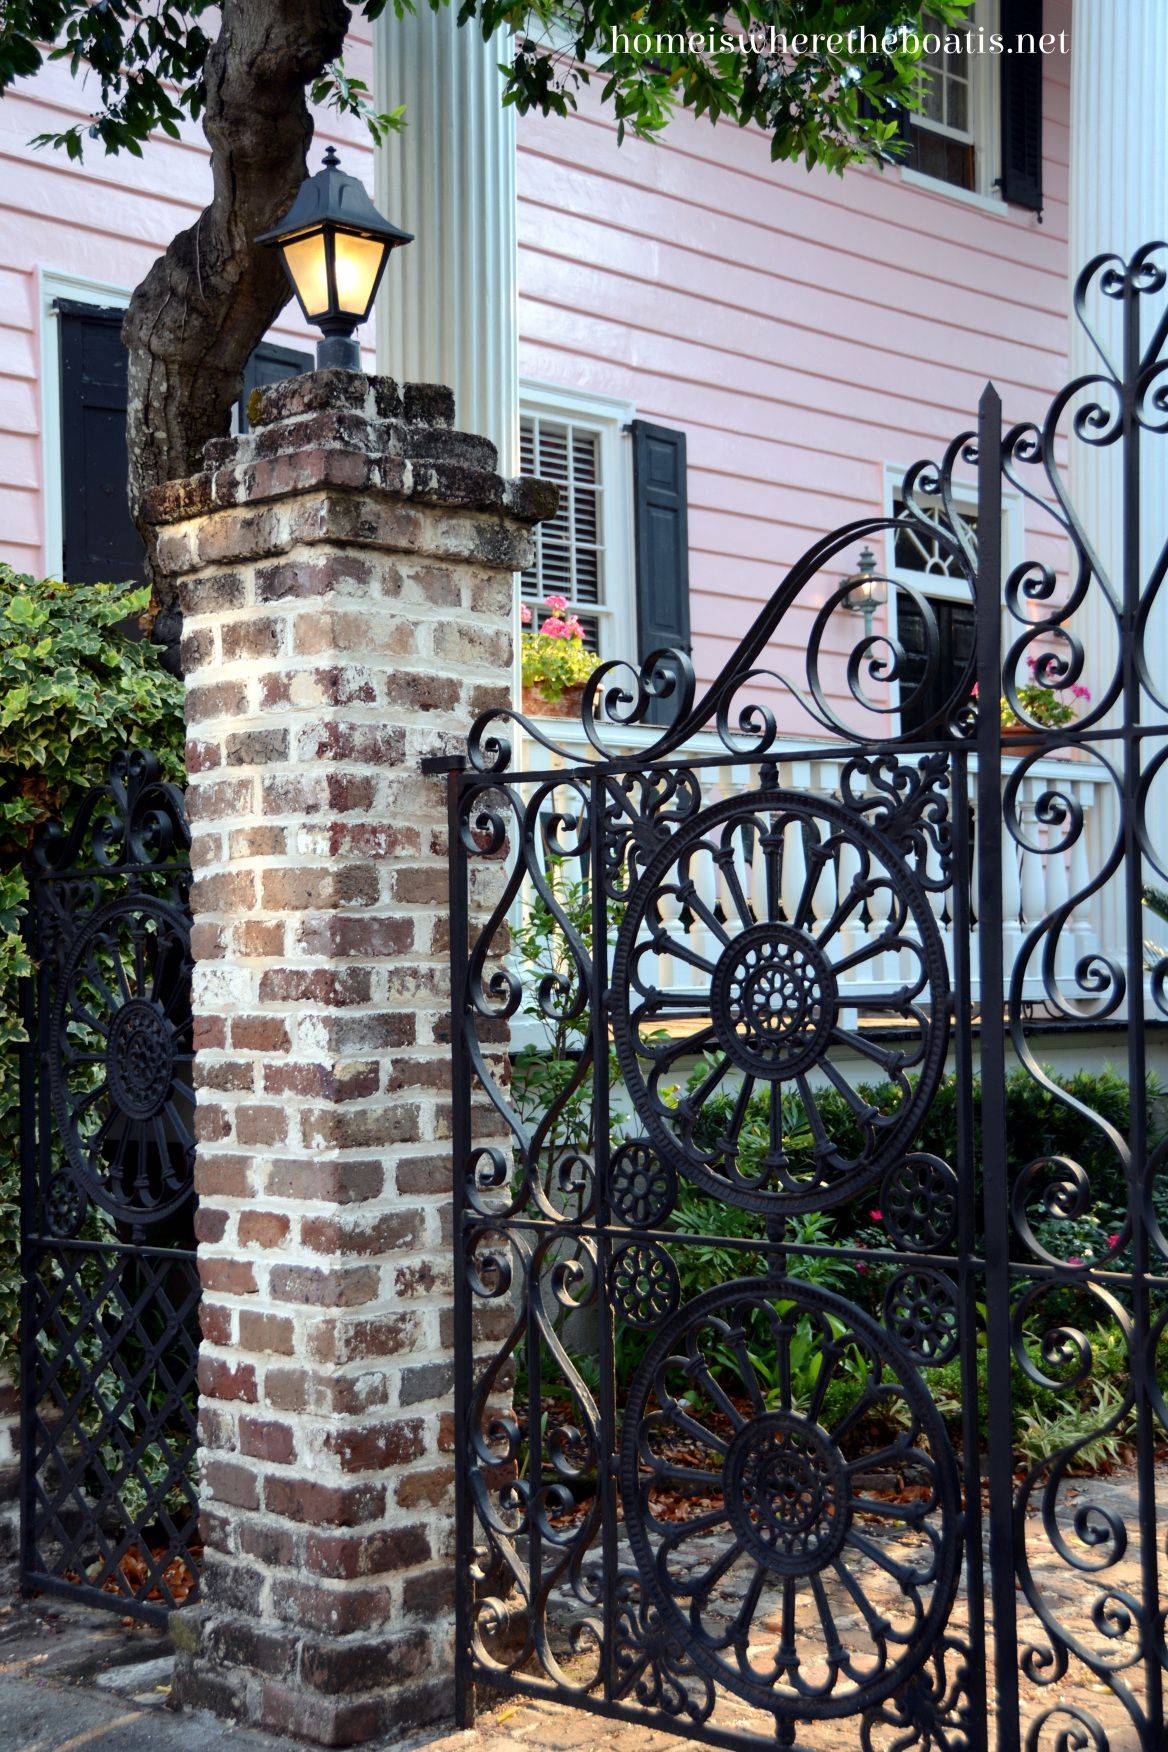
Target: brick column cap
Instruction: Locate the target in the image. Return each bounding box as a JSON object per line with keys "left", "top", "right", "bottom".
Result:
{"left": 141, "top": 369, "right": 556, "bottom": 532}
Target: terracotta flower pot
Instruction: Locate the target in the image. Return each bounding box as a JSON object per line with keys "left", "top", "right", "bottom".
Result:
{"left": 1001, "top": 724, "right": 1046, "bottom": 758}
{"left": 521, "top": 682, "right": 587, "bottom": 720}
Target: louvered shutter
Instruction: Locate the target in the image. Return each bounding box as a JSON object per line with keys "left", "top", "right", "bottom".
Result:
{"left": 57, "top": 302, "right": 142, "bottom": 586}
{"left": 630, "top": 421, "right": 691, "bottom": 726}
{"left": 1000, "top": 0, "right": 1044, "bottom": 213}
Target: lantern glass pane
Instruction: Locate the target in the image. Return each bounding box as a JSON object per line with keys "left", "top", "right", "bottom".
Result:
{"left": 282, "top": 231, "right": 331, "bottom": 320}
{"left": 332, "top": 231, "right": 386, "bottom": 319}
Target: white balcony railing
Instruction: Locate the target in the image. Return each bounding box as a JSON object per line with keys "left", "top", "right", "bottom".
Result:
{"left": 507, "top": 717, "right": 1113, "bottom": 1040}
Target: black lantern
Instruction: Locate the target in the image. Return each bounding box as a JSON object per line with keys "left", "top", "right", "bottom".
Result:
{"left": 257, "top": 146, "right": 413, "bottom": 371}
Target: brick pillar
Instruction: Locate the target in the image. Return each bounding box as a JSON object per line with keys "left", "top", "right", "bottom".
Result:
{"left": 143, "top": 370, "right": 553, "bottom": 1745}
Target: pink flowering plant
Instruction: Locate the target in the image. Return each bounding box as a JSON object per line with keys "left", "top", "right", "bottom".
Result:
{"left": 520, "top": 594, "right": 600, "bottom": 704}
{"left": 1003, "top": 653, "right": 1091, "bottom": 730}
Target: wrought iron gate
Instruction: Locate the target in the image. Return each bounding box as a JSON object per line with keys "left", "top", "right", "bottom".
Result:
{"left": 19, "top": 749, "right": 201, "bottom": 1622}
{"left": 446, "top": 245, "right": 1168, "bottom": 1750}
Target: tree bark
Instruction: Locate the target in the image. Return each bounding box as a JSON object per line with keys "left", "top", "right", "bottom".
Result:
{"left": 123, "top": 0, "right": 350, "bottom": 668}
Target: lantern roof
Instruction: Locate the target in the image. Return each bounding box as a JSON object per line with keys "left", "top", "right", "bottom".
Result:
{"left": 256, "top": 147, "right": 414, "bottom": 249}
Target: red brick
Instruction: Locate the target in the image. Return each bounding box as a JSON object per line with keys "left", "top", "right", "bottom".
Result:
{"left": 262, "top": 1061, "right": 378, "bottom": 1100}
{"left": 239, "top": 1417, "right": 297, "bottom": 1464}
{"left": 257, "top": 967, "right": 371, "bottom": 1006}
{"left": 299, "top": 1210, "right": 421, "bottom": 1257}
{"left": 238, "top": 1209, "right": 291, "bottom": 1248}
{"left": 195, "top": 1205, "right": 229, "bottom": 1244}
{"left": 264, "top": 866, "right": 380, "bottom": 911}
{"left": 195, "top": 1153, "right": 254, "bottom": 1198}
{"left": 198, "top": 1301, "right": 232, "bottom": 1346}
{"left": 200, "top": 1258, "right": 257, "bottom": 1297}
{"left": 321, "top": 1418, "right": 424, "bottom": 1473}
{"left": 238, "top": 1311, "right": 295, "bottom": 1354}
{"left": 231, "top": 1016, "right": 290, "bottom": 1053}
{"left": 235, "top": 1105, "right": 288, "bottom": 1146}
{"left": 269, "top": 1264, "right": 380, "bottom": 1308}
{"left": 262, "top": 1476, "right": 385, "bottom": 1526}
{"left": 204, "top": 1459, "right": 260, "bottom": 1511}
{"left": 265, "top": 1157, "right": 383, "bottom": 1204}
{"left": 199, "top": 1356, "right": 258, "bottom": 1404}
{"left": 303, "top": 1524, "right": 430, "bottom": 1580}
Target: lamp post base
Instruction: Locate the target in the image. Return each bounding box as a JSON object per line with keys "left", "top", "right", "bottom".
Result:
{"left": 315, "top": 333, "right": 362, "bottom": 371}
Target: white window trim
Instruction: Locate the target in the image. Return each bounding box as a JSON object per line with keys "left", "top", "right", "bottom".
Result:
{"left": 519, "top": 379, "right": 637, "bottom": 667}
{"left": 881, "top": 460, "right": 1023, "bottom": 734}
{"left": 901, "top": 0, "right": 1004, "bottom": 206}
{"left": 38, "top": 269, "right": 131, "bottom": 580}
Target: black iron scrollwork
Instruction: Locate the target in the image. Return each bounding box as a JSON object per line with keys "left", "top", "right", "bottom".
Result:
{"left": 450, "top": 241, "right": 1168, "bottom": 1750}
{"left": 619, "top": 1278, "right": 961, "bottom": 1725}
{"left": 22, "top": 747, "right": 199, "bottom": 1627}
{"left": 610, "top": 789, "right": 950, "bottom": 1214}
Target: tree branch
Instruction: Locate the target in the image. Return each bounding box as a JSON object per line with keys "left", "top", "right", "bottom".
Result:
{"left": 122, "top": 0, "right": 351, "bottom": 660}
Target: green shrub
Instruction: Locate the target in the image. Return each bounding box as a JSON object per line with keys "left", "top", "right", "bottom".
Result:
{"left": 0, "top": 567, "right": 185, "bottom": 1367}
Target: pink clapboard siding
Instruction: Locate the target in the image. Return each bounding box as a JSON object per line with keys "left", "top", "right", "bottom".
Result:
{"left": 517, "top": 0, "right": 1071, "bottom": 719}
{"left": 0, "top": 28, "right": 377, "bottom": 583}
{"left": 0, "top": 8, "right": 1071, "bottom": 729}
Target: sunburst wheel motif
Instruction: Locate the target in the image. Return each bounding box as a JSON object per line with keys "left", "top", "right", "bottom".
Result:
{"left": 50, "top": 896, "right": 195, "bottom": 1227}
{"left": 610, "top": 791, "right": 950, "bottom": 1214}
{"left": 620, "top": 1278, "right": 961, "bottom": 1723}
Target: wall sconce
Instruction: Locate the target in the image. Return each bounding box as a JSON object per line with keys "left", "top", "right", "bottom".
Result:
{"left": 841, "top": 546, "right": 889, "bottom": 639}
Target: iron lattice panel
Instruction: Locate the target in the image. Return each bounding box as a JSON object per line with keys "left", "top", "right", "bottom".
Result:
{"left": 25, "top": 1242, "right": 201, "bottom": 1619}
{"left": 20, "top": 750, "right": 200, "bottom": 1624}
{"left": 446, "top": 244, "right": 1168, "bottom": 1751}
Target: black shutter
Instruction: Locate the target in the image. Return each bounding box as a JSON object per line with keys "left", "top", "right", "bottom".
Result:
{"left": 630, "top": 420, "right": 691, "bottom": 725}
{"left": 1000, "top": 0, "right": 1044, "bottom": 213}
{"left": 237, "top": 341, "right": 312, "bottom": 431}
{"left": 57, "top": 302, "right": 142, "bottom": 586}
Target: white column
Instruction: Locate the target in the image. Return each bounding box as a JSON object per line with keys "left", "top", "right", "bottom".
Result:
{"left": 1067, "top": 0, "right": 1168, "bottom": 966}
{"left": 373, "top": 10, "right": 519, "bottom": 474}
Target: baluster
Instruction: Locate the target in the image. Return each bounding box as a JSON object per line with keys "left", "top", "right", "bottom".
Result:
{"left": 781, "top": 815, "right": 807, "bottom": 926}
{"left": 1002, "top": 801, "right": 1025, "bottom": 988}
{"left": 923, "top": 835, "right": 950, "bottom": 989}
{"left": 692, "top": 832, "right": 722, "bottom": 975}
{"left": 836, "top": 837, "right": 864, "bottom": 1025}
{"left": 1068, "top": 779, "right": 1093, "bottom": 997}
{"left": 654, "top": 886, "right": 683, "bottom": 996}
{"left": 1019, "top": 780, "right": 1048, "bottom": 927}
{"left": 1044, "top": 788, "right": 1073, "bottom": 986}
{"left": 867, "top": 865, "right": 894, "bottom": 990}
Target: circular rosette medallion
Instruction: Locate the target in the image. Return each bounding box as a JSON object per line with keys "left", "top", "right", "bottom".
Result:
{"left": 610, "top": 791, "right": 949, "bottom": 1214}
{"left": 620, "top": 1278, "right": 961, "bottom": 1723}
{"left": 50, "top": 895, "right": 195, "bottom": 1227}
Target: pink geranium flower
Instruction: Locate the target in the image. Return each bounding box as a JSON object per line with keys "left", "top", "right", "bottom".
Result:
{"left": 563, "top": 615, "right": 584, "bottom": 638}
{"left": 544, "top": 594, "right": 568, "bottom": 614}
{"left": 541, "top": 616, "right": 568, "bottom": 638}
{"left": 520, "top": 602, "right": 533, "bottom": 624}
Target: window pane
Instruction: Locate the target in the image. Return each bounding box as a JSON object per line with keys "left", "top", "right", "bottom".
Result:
{"left": 892, "top": 492, "right": 978, "bottom": 576}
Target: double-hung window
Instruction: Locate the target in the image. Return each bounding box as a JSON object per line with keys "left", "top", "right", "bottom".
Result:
{"left": 518, "top": 385, "right": 636, "bottom": 661}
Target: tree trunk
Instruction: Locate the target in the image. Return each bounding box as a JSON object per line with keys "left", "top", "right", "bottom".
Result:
{"left": 123, "top": 0, "right": 350, "bottom": 669}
